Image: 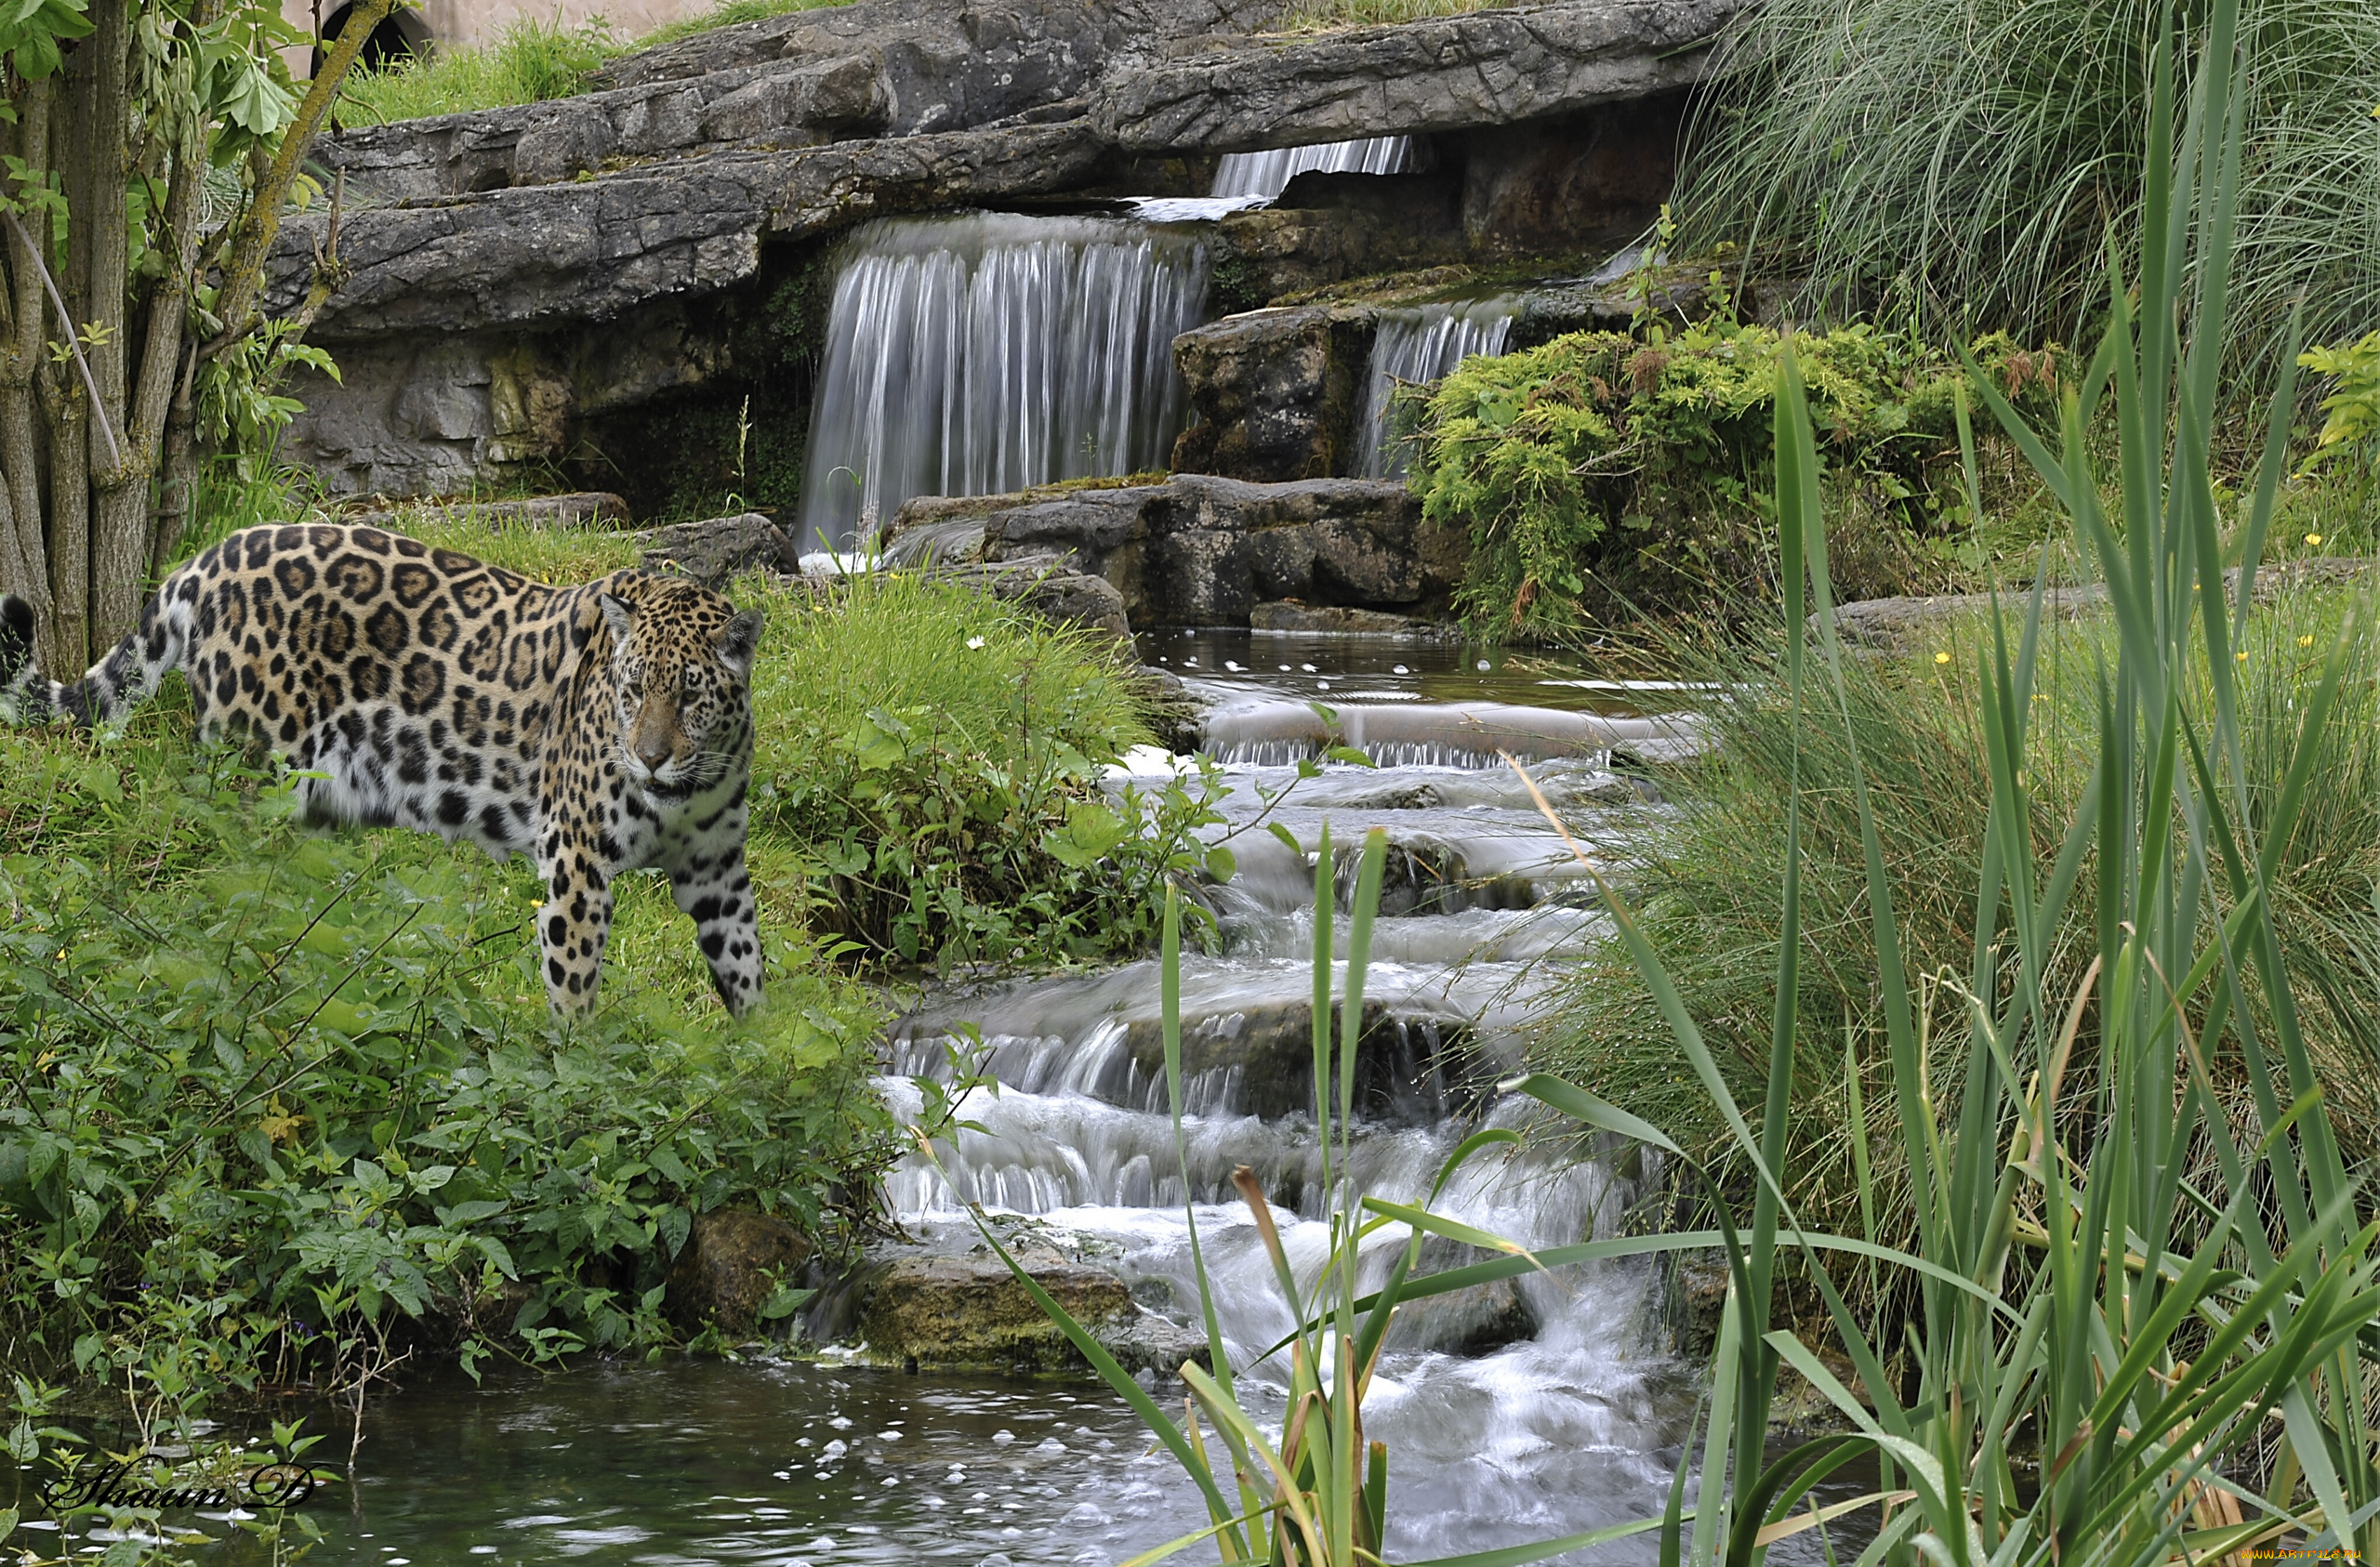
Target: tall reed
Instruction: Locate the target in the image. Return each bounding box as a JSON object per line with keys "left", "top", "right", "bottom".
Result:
{"left": 1519, "top": 0, "right": 2380, "bottom": 1558}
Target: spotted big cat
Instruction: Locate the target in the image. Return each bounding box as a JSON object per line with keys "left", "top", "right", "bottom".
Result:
{"left": 0, "top": 523, "right": 766, "bottom": 1016}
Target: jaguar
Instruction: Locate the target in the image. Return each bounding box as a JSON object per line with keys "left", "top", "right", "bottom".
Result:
{"left": 0, "top": 522, "right": 767, "bottom": 1017}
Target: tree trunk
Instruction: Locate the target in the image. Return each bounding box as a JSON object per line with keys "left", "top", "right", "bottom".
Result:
{"left": 86, "top": 0, "right": 147, "bottom": 654}
{"left": 0, "top": 79, "right": 54, "bottom": 668}
{"left": 0, "top": 0, "right": 388, "bottom": 670}
{"left": 46, "top": 33, "right": 93, "bottom": 673}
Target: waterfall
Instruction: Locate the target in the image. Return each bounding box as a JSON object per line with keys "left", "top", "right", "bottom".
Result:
{"left": 1210, "top": 136, "right": 1410, "bottom": 200}
{"left": 795, "top": 214, "right": 1211, "bottom": 552}
{"left": 1355, "top": 299, "right": 1516, "bottom": 478}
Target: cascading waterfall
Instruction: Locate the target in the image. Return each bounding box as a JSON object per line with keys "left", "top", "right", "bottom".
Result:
{"left": 1356, "top": 298, "right": 1517, "bottom": 478}
{"left": 1210, "top": 135, "right": 1409, "bottom": 199}
{"left": 795, "top": 213, "right": 1210, "bottom": 551}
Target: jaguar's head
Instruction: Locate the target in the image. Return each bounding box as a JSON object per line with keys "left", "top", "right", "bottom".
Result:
{"left": 599, "top": 580, "right": 764, "bottom": 792}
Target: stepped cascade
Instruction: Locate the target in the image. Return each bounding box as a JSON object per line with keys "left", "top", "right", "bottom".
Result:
{"left": 867, "top": 637, "right": 1738, "bottom": 1565}
{"left": 1210, "top": 135, "right": 1411, "bottom": 199}
{"left": 1356, "top": 299, "right": 1520, "bottom": 478}
{"left": 796, "top": 214, "right": 1212, "bottom": 551}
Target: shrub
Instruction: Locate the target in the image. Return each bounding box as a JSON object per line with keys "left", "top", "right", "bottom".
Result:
{"left": 0, "top": 722, "right": 892, "bottom": 1393}
{"left": 1408, "top": 319, "right": 2061, "bottom": 637}
{"left": 751, "top": 570, "right": 1206, "bottom": 966}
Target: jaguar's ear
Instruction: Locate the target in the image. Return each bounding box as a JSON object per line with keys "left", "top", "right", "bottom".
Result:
{"left": 598, "top": 592, "right": 635, "bottom": 647}
{"left": 718, "top": 606, "right": 764, "bottom": 676}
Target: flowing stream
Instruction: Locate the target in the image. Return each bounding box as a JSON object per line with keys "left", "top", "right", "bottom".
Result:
{"left": 1210, "top": 137, "right": 1410, "bottom": 199}
{"left": 16, "top": 640, "right": 1883, "bottom": 1567}
{"left": 796, "top": 214, "right": 1211, "bottom": 551}
{"left": 1356, "top": 301, "right": 1519, "bottom": 478}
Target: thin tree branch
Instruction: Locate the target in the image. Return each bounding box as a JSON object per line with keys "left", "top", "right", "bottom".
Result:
{"left": 4, "top": 209, "right": 122, "bottom": 468}
{"left": 203, "top": 0, "right": 394, "bottom": 358}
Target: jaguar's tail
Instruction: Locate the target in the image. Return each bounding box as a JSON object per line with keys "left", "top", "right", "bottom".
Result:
{"left": 0, "top": 582, "right": 194, "bottom": 729}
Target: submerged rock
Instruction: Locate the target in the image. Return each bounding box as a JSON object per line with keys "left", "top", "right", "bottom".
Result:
{"left": 665, "top": 1208, "right": 812, "bottom": 1337}
{"left": 1250, "top": 601, "right": 1461, "bottom": 638}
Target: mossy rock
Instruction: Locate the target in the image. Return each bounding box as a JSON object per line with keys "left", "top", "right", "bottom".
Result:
{"left": 860, "top": 1254, "right": 1136, "bottom": 1374}
{"left": 664, "top": 1208, "right": 812, "bottom": 1337}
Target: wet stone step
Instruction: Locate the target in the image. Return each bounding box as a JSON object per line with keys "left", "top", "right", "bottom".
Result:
{"left": 889, "top": 996, "right": 1501, "bottom": 1125}
{"left": 1196, "top": 699, "right": 1708, "bottom": 769}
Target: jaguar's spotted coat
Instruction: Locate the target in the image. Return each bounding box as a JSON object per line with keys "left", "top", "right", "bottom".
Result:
{"left": 0, "top": 523, "right": 767, "bottom": 1017}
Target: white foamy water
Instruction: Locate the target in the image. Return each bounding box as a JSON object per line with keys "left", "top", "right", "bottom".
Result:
{"left": 1211, "top": 136, "right": 1411, "bottom": 199}
{"left": 1357, "top": 299, "right": 1519, "bottom": 478}
{"left": 796, "top": 214, "right": 1210, "bottom": 551}
{"left": 868, "top": 655, "right": 1745, "bottom": 1564}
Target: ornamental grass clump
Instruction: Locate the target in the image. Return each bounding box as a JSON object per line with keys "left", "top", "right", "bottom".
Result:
{"left": 1514, "top": 0, "right": 2380, "bottom": 1557}
{"left": 1677, "top": 0, "right": 2380, "bottom": 383}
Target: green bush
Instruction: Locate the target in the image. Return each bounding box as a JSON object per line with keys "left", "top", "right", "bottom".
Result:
{"left": 2299, "top": 330, "right": 2380, "bottom": 474}
{"left": 753, "top": 571, "right": 1208, "bottom": 966}
{"left": 1408, "top": 318, "right": 2060, "bottom": 637}
{"left": 0, "top": 507, "right": 1199, "bottom": 1402}
{"left": 0, "top": 723, "right": 891, "bottom": 1394}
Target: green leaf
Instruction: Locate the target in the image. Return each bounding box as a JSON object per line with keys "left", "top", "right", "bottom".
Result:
{"left": 1202, "top": 844, "right": 1236, "bottom": 883}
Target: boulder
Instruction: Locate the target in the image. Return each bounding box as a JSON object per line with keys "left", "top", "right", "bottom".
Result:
{"left": 860, "top": 1252, "right": 1125, "bottom": 1372}
{"left": 592, "top": 0, "right": 1289, "bottom": 93}
{"left": 313, "top": 0, "right": 1290, "bottom": 205}
{"left": 1208, "top": 195, "right": 1469, "bottom": 315}
{"left": 1092, "top": 0, "right": 1744, "bottom": 153}
{"left": 1389, "top": 1238, "right": 1540, "bottom": 1354}
{"left": 960, "top": 473, "right": 1465, "bottom": 626}
{"left": 637, "top": 511, "right": 801, "bottom": 583}
{"left": 1119, "top": 997, "right": 1488, "bottom": 1122}
{"left": 271, "top": 122, "right": 1111, "bottom": 339}
{"left": 664, "top": 1208, "right": 812, "bottom": 1336}
{"left": 1170, "top": 306, "right": 1377, "bottom": 481}
{"left": 929, "top": 555, "right": 1134, "bottom": 639}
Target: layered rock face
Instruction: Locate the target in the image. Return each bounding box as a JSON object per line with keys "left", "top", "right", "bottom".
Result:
{"left": 885, "top": 473, "right": 1464, "bottom": 626}
{"left": 1093, "top": 0, "right": 1736, "bottom": 151}
{"left": 270, "top": 0, "right": 1744, "bottom": 503}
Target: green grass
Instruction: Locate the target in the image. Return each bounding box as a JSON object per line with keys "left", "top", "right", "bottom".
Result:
{"left": 1676, "top": 0, "right": 2380, "bottom": 383}
{"left": 1515, "top": 8, "right": 2380, "bottom": 1553}
{"left": 334, "top": 0, "right": 846, "bottom": 124}
{"left": 1270, "top": 0, "right": 1507, "bottom": 31}
{"left": 1539, "top": 583, "right": 2380, "bottom": 1250}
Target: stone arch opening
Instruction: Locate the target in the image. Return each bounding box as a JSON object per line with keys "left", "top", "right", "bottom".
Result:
{"left": 316, "top": 1, "right": 430, "bottom": 73}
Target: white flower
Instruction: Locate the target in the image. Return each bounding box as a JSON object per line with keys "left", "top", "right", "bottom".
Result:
{"left": 966, "top": 636, "right": 986, "bottom": 650}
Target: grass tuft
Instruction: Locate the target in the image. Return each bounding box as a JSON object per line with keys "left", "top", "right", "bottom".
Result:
{"left": 334, "top": 0, "right": 845, "bottom": 124}
{"left": 1678, "top": 0, "right": 2380, "bottom": 381}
